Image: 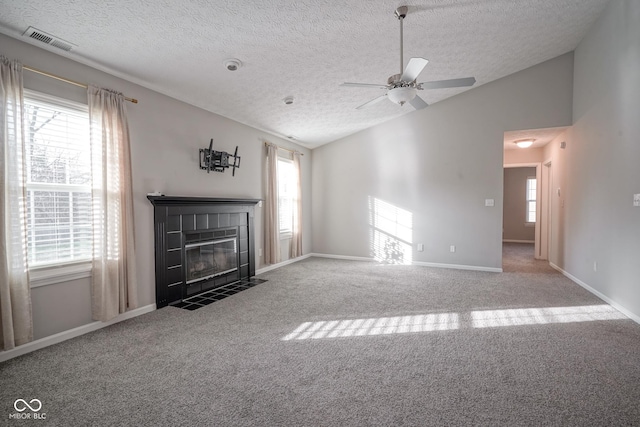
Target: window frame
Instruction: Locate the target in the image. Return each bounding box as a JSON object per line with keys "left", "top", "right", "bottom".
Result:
{"left": 23, "top": 90, "right": 93, "bottom": 287}
{"left": 277, "top": 157, "right": 294, "bottom": 239}
{"left": 525, "top": 176, "right": 537, "bottom": 224}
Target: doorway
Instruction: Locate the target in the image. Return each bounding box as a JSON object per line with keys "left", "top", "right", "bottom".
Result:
{"left": 503, "top": 164, "right": 540, "bottom": 260}
{"left": 502, "top": 126, "right": 567, "bottom": 268}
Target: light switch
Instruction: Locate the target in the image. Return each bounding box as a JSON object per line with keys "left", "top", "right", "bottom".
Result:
{"left": 485, "top": 199, "right": 495, "bottom": 207}
{"left": 417, "top": 243, "right": 424, "bottom": 252}
{"left": 634, "top": 194, "right": 640, "bottom": 207}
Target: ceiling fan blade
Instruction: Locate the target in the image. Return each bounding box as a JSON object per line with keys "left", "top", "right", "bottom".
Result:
{"left": 400, "top": 57, "right": 429, "bottom": 82}
{"left": 341, "top": 82, "right": 388, "bottom": 89}
{"left": 418, "top": 77, "right": 476, "bottom": 90}
{"left": 409, "top": 95, "right": 428, "bottom": 110}
{"left": 355, "top": 94, "right": 388, "bottom": 110}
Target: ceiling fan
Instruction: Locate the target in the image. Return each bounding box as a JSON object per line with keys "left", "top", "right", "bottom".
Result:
{"left": 341, "top": 6, "right": 476, "bottom": 110}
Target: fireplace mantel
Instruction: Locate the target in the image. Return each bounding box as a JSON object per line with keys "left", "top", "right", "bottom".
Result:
{"left": 148, "top": 195, "right": 260, "bottom": 307}
{"left": 147, "top": 195, "right": 261, "bottom": 207}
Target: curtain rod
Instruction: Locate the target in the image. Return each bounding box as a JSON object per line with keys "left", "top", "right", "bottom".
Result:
{"left": 264, "top": 142, "right": 304, "bottom": 156}
{"left": 23, "top": 65, "right": 139, "bottom": 104}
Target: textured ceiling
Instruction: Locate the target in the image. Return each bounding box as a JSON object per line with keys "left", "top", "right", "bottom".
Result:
{"left": 0, "top": 0, "right": 609, "bottom": 148}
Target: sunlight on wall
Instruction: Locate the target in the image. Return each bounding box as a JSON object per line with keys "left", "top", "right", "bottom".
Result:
{"left": 281, "top": 305, "right": 626, "bottom": 341}
{"left": 368, "top": 197, "right": 413, "bottom": 264}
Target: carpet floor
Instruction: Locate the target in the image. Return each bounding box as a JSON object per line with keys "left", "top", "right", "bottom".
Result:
{"left": 1, "top": 244, "right": 639, "bottom": 426}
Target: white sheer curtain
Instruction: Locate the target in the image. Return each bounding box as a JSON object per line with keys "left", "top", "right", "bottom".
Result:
{"left": 264, "top": 142, "right": 280, "bottom": 265}
{"left": 88, "top": 86, "right": 138, "bottom": 322}
{"left": 290, "top": 151, "right": 303, "bottom": 258}
{"left": 0, "top": 56, "right": 32, "bottom": 350}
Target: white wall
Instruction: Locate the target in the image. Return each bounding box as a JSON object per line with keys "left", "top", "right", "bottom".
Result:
{"left": 312, "top": 53, "right": 574, "bottom": 270}
{"left": 548, "top": 0, "right": 640, "bottom": 320}
{"left": 503, "top": 147, "right": 544, "bottom": 165}
{"left": 0, "top": 34, "right": 312, "bottom": 340}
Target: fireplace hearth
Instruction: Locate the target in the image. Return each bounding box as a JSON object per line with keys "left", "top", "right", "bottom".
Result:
{"left": 148, "top": 196, "right": 260, "bottom": 307}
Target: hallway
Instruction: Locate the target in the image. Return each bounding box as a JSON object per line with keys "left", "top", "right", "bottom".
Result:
{"left": 502, "top": 242, "right": 555, "bottom": 274}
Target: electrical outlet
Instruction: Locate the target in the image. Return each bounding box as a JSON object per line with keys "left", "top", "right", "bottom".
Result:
{"left": 593, "top": 261, "right": 597, "bottom": 272}
{"left": 450, "top": 245, "right": 456, "bottom": 253}
{"left": 417, "top": 243, "right": 424, "bottom": 252}
{"left": 485, "top": 199, "right": 494, "bottom": 207}
{"left": 259, "top": 248, "right": 263, "bottom": 257}
{"left": 634, "top": 194, "right": 640, "bottom": 207}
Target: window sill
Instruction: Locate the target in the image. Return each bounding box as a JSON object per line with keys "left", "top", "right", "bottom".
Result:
{"left": 29, "top": 262, "right": 92, "bottom": 288}
{"left": 524, "top": 222, "right": 536, "bottom": 228}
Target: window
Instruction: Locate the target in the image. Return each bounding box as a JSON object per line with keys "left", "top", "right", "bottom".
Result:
{"left": 277, "top": 158, "right": 295, "bottom": 235}
{"left": 526, "top": 177, "right": 537, "bottom": 223}
{"left": 24, "top": 91, "right": 92, "bottom": 267}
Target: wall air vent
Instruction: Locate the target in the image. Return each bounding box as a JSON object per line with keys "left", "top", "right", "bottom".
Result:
{"left": 22, "top": 27, "right": 75, "bottom": 51}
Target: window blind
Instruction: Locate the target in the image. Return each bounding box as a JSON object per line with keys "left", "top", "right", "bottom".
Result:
{"left": 277, "top": 158, "right": 294, "bottom": 234}
{"left": 24, "top": 91, "right": 92, "bottom": 266}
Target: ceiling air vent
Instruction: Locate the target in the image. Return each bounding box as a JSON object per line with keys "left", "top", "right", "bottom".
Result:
{"left": 22, "top": 27, "right": 75, "bottom": 51}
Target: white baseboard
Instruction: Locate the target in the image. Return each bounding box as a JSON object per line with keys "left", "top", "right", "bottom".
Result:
{"left": 299, "top": 253, "right": 502, "bottom": 273}
{"left": 256, "top": 254, "right": 312, "bottom": 275}
{"left": 308, "top": 253, "right": 376, "bottom": 262}
{"left": 0, "top": 304, "right": 156, "bottom": 363}
{"left": 412, "top": 261, "right": 502, "bottom": 273}
{"left": 549, "top": 262, "right": 640, "bottom": 325}
{"left": 502, "top": 240, "right": 535, "bottom": 244}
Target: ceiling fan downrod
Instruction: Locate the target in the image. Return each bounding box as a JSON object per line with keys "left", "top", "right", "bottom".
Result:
{"left": 395, "top": 6, "right": 408, "bottom": 78}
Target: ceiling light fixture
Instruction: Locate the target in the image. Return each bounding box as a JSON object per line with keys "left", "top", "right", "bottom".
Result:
{"left": 223, "top": 59, "right": 242, "bottom": 71}
{"left": 387, "top": 86, "right": 417, "bottom": 106}
{"left": 515, "top": 139, "right": 535, "bottom": 148}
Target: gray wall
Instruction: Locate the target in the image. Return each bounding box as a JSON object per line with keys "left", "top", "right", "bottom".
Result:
{"left": 0, "top": 34, "right": 312, "bottom": 340}
{"left": 503, "top": 167, "right": 536, "bottom": 242}
{"left": 312, "top": 53, "right": 574, "bottom": 269}
{"left": 546, "top": 0, "right": 640, "bottom": 319}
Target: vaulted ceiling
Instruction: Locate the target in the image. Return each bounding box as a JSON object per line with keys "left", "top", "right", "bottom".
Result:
{"left": 0, "top": 0, "right": 610, "bottom": 148}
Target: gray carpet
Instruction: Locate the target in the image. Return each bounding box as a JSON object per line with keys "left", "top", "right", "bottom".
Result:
{"left": 2, "top": 245, "right": 640, "bottom": 426}
{"left": 502, "top": 242, "right": 555, "bottom": 274}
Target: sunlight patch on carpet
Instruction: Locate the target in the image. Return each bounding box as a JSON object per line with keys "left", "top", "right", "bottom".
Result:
{"left": 471, "top": 304, "right": 626, "bottom": 328}
{"left": 282, "top": 313, "right": 459, "bottom": 340}
{"left": 282, "top": 305, "right": 627, "bottom": 341}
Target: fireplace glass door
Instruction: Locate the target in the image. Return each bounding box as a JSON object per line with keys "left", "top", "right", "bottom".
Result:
{"left": 185, "top": 238, "right": 238, "bottom": 284}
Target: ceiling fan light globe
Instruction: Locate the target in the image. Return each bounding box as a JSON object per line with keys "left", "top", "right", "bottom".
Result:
{"left": 388, "top": 86, "right": 417, "bottom": 106}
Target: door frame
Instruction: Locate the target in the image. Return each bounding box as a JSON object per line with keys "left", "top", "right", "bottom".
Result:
{"left": 503, "top": 162, "right": 544, "bottom": 259}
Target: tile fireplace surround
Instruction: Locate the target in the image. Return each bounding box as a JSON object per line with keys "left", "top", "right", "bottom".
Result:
{"left": 147, "top": 196, "right": 260, "bottom": 308}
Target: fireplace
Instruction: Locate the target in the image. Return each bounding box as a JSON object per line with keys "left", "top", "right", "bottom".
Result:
{"left": 147, "top": 196, "right": 260, "bottom": 307}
